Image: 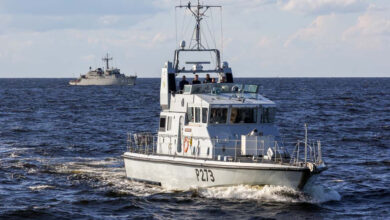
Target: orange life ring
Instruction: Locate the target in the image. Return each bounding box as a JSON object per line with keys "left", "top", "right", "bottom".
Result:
{"left": 183, "top": 137, "right": 191, "bottom": 153}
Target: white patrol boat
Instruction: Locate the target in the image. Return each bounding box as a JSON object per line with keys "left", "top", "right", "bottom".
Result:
{"left": 69, "top": 54, "right": 137, "bottom": 86}
{"left": 123, "top": 1, "right": 326, "bottom": 190}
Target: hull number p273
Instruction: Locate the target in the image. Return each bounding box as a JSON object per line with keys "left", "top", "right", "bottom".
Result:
{"left": 195, "top": 169, "right": 215, "bottom": 182}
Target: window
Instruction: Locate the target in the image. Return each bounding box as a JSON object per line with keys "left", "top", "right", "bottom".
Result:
{"left": 261, "top": 107, "right": 276, "bottom": 123}
{"left": 244, "top": 84, "right": 258, "bottom": 93}
{"left": 209, "top": 108, "right": 228, "bottom": 124}
{"left": 167, "top": 117, "right": 172, "bottom": 131}
{"left": 186, "top": 107, "right": 194, "bottom": 123}
{"left": 202, "top": 108, "right": 208, "bottom": 123}
{"left": 230, "top": 108, "right": 257, "bottom": 123}
{"left": 159, "top": 116, "right": 166, "bottom": 131}
{"left": 195, "top": 108, "right": 200, "bottom": 123}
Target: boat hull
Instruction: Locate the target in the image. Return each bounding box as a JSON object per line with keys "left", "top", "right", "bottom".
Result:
{"left": 69, "top": 76, "right": 136, "bottom": 86}
{"left": 123, "top": 152, "right": 312, "bottom": 190}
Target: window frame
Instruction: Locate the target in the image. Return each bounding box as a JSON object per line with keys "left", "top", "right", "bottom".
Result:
{"left": 159, "top": 116, "right": 167, "bottom": 132}
{"left": 230, "top": 107, "right": 258, "bottom": 124}
{"left": 202, "top": 108, "right": 208, "bottom": 124}
{"left": 167, "top": 116, "right": 172, "bottom": 131}
{"left": 195, "top": 107, "right": 201, "bottom": 123}
{"left": 260, "top": 106, "right": 276, "bottom": 123}
{"left": 209, "top": 107, "right": 228, "bottom": 124}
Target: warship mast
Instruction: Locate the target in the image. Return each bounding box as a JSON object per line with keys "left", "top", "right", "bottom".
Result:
{"left": 102, "top": 53, "right": 113, "bottom": 70}
{"left": 177, "top": 0, "right": 221, "bottom": 50}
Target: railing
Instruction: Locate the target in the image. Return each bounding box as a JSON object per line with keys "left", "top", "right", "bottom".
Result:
{"left": 289, "top": 124, "right": 323, "bottom": 168}
{"left": 126, "top": 126, "right": 324, "bottom": 168}
{"left": 183, "top": 83, "right": 259, "bottom": 95}
{"left": 126, "top": 132, "right": 157, "bottom": 154}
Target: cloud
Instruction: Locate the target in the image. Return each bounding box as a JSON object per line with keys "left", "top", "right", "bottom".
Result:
{"left": 0, "top": 0, "right": 159, "bottom": 15}
{"left": 0, "top": 7, "right": 176, "bottom": 77}
{"left": 0, "top": 0, "right": 389, "bottom": 77}
{"left": 0, "top": 14, "right": 153, "bottom": 32}
{"left": 284, "top": 14, "right": 341, "bottom": 47}
{"left": 279, "top": 0, "right": 368, "bottom": 15}
{"left": 343, "top": 9, "right": 390, "bottom": 49}
{"left": 284, "top": 2, "right": 390, "bottom": 49}
{"left": 0, "top": 0, "right": 162, "bottom": 32}
{"left": 0, "top": 1, "right": 240, "bottom": 34}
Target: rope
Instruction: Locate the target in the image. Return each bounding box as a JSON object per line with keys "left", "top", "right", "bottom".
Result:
{"left": 175, "top": 7, "right": 178, "bottom": 48}
{"left": 205, "top": 14, "right": 217, "bottom": 49}
{"left": 210, "top": 7, "right": 217, "bottom": 49}
{"left": 220, "top": 7, "right": 223, "bottom": 60}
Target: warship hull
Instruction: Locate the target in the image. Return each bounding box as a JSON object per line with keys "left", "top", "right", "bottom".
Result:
{"left": 69, "top": 76, "right": 136, "bottom": 86}
{"left": 123, "top": 152, "right": 313, "bottom": 190}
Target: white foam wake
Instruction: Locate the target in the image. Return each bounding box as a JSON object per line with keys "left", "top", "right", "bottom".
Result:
{"left": 303, "top": 184, "right": 341, "bottom": 203}
{"left": 199, "top": 184, "right": 341, "bottom": 203}
{"left": 29, "top": 185, "right": 56, "bottom": 191}
{"left": 199, "top": 185, "right": 307, "bottom": 202}
{"left": 51, "top": 157, "right": 341, "bottom": 202}
{"left": 53, "top": 157, "right": 166, "bottom": 197}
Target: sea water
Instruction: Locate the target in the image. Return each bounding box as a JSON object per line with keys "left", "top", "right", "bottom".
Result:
{"left": 0, "top": 78, "right": 388, "bottom": 219}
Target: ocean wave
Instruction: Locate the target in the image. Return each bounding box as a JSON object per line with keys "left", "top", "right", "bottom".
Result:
{"left": 28, "top": 185, "right": 55, "bottom": 191}
{"left": 303, "top": 184, "right": 341, "bottom": 203}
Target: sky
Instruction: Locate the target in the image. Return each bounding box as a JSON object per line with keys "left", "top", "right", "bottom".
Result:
{"left": 0, "top": 0, "right": 389, "bottom": 78}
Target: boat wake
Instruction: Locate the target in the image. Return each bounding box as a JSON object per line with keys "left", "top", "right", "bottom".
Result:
{"left": 303, "top": 183, "right": 341, "bottom": 203}
{"left": 28, "top": 185, "right": 56, "bottom": 191}
{"left": 52, "top": 157, "right": 166, "bottom": 197}
{"left": 49, "top": 158, "right": 340, "bottom": 204}
{"left": 198, "top": 184, "right": 341, "bottom": 204}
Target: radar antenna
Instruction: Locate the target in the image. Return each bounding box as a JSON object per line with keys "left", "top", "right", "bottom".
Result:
{"left": 102, "top": 53, "right": 113, "bottom": 70}
{"left": 177, "top": 0, "right": 221, "bottom": 50}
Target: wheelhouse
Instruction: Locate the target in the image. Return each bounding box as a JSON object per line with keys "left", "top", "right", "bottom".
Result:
{"left": 185, "top": 105, "right": 276, "bottom": 126}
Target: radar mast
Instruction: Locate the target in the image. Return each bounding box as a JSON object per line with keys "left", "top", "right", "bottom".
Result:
{"left": 102, "top": 53, "right": 113, "bottom": 70}
{"left": 176, "top": 0, "right": 221, "bottom": 50}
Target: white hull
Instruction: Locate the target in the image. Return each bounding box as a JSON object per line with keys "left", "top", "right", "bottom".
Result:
{"left": 123, "top": 152, "right": 312, "bottom": 190}
{"left": 69, "top": 76, "right": 136, "bottom": 86}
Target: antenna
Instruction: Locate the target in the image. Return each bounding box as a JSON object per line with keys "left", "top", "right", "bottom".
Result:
{"left": 176, "top": 1, "right": 221, "bottom": 50}
{"left": 102, "top": 53, "right": 113, "bottom": 70}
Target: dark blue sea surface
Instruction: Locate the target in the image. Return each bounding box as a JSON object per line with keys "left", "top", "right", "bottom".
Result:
{"left": 0, "top": 78, "right": 389, "bottom": 219}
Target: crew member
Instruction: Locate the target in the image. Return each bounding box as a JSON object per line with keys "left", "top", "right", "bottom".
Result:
{"left": 192, "top": 74, "right": 201, "bottom": 84}
{"left": 203, "top": 74, "right": 212, "bottom": 83}
{"left": 179, "top": 75, "right": 189, "bottom": 90}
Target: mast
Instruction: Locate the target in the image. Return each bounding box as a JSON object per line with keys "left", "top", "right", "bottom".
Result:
{"left": 177, "top": 0, "right": 221, "bottom": 50}
{"left": 102, "top": 53, "right": 113, "bottom": 70}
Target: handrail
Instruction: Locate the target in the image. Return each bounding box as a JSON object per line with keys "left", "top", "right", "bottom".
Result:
{"left": 126, "top": 131, "right": 324, "bottom": 168}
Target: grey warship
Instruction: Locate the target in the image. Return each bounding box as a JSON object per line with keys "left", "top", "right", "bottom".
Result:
{"left": 69, "top": 54, "right": 137, "bottom": 86}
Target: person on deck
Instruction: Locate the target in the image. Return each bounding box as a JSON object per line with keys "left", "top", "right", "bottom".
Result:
{"left": 211, "top": 78, "right": 216, "bottom": 83}
{"left": 192, "top": 74, "right": 201, "bottom": 84}
{"left": 203, "top": 74, "right": 212, "bottom": 83}
{"left": 179, "top": 75, "right": 189, "bottom": 91}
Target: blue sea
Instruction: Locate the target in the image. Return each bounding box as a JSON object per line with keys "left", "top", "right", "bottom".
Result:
{"left": 0, "top": 78, "right": 389, "bottom": 219}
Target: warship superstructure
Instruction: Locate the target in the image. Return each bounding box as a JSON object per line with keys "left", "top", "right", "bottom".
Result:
{"left": 123, "top": 1, "right": 326, "bottom": 190}
{"left": 69, "top": 54, "right": 136, "bottom": 86}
